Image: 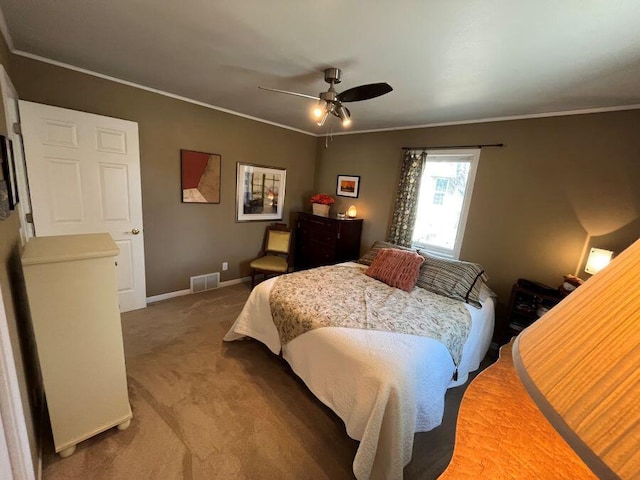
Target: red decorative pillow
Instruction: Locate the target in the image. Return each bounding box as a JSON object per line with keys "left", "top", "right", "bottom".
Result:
{"left": 366, "top": 248, "right": 425, "bottom": 292}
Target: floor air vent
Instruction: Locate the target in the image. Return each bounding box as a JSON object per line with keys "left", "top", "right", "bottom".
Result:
{"left": 190, "top": 272, "right": 220, "bottom": 293}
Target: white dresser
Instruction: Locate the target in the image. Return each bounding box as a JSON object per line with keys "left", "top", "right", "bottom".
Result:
{"left": 22, "top": 233, "right": 132, "bottom": 457}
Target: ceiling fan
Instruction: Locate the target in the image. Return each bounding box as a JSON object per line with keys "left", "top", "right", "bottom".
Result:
{"left": 259, "top": 67, "right": 393, "bottom": 128}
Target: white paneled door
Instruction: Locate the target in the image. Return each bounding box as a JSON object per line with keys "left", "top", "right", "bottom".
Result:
{"left": 19, "top": 101, "right": 146, "bottom": 312}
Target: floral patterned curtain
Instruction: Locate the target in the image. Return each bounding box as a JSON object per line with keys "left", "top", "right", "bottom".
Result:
{"left": 388, "top": 150, "right": 426, "bottom": 247}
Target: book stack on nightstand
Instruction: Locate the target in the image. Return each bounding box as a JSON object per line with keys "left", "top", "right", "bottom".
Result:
{"left": 503, "top": 278, "right": 564, "bottom": 342}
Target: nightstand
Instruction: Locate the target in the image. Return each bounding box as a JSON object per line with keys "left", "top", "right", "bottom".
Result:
{"left": 503, "top": 279, "right": 564, "bottom": 342}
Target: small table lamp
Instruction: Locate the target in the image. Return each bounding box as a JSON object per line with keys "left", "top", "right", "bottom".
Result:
{"left": 584, "top": 247, "right": 614, "bottom": 274}
{"left": 346, "top": 205, "right": 357, "bottom": 218}
{"left": 513, "top": 239, "right": 639, "bottom": 478}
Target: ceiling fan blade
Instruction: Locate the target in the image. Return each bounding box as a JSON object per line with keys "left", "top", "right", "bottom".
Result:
{"left": 258, "top": 86, "right": 320, "bottom": 101}
{"left": 337, "top": 83, "right": 393, "bottom": 103}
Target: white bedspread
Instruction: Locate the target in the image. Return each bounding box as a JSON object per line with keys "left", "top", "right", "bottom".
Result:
{"left": 224, "top": 263, "right": 494, "bottom": 480}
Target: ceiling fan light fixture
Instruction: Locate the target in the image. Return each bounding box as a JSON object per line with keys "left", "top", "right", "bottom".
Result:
{"left": 258, "top": 67, "right": 392, "bottom": 130}
{"left": 312, "top": 100, "right": 327, "bottom": 119}
{"left": 317, "top": 110, "right": 329, "bottom": 126}
{"left": 337, "top": 105, "right": 351, "bottom": 127}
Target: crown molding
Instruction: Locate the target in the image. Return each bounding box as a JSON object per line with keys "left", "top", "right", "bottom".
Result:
{"left": 12, "top": 50, "right": 317, "bottom": 137}
{"left": 7, "top": 48, "right": 640, "bottom": 139}
{"left": 324, "top": 104, "right": 640, "bottom": 137}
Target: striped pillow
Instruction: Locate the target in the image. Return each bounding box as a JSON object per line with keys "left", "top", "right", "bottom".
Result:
{"left": 417, "top": 252, "right": 487, "bottom": 308}
{"left": 357, "top": 241, "right": 416, "bottom": 266}
{"left": 366, "top": 248, "right": 425, "bottom": 292}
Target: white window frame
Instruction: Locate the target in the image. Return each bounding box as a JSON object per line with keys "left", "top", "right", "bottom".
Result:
{"left": 411, "top": 148, "right": 481, "bottom": 259}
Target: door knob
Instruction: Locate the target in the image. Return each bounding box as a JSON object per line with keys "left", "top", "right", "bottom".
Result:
{"left": 131, "top": 228, "right": 140, "bottom": 235}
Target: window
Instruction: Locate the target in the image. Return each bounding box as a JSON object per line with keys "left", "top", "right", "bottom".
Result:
{"left": 434, "top": 177, "right": 449, "bottom": 192}
{"left": 412, "top": 149, "right": 480, "bottom": 259}
{"left": 432, "top": 177, "right": 449, "bottom": 204}
{"left": 432, "top": 192, "right": 445, "bottom": 205}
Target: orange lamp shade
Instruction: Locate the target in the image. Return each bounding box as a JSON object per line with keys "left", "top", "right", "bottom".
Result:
{"left": 513, "top": 238, "right": 640, "bottom": 478}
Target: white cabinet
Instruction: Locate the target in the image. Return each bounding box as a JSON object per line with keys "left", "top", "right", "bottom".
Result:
{"left": 22, "top": 233, "right": 132, "bottom": 457}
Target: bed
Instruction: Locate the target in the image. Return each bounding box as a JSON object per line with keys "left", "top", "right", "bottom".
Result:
{"left": 224, "top": 246, "right": 495, "bottom": 480}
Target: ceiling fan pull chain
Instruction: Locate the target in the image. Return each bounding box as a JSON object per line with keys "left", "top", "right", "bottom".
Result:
{"left": 325, "top": 127, "right": 334, "bottom": 148}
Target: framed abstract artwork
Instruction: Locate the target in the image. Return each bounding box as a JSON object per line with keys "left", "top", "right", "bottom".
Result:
{"left": 236, "top": 163, "right": 286, "bottom": 222}
{"left": 180, "top": 149, "right": 221, "bottom": 203}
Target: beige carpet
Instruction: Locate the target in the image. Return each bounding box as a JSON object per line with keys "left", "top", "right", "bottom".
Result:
{"left": 42, "top": 283, "right": 491, "bottom": 480}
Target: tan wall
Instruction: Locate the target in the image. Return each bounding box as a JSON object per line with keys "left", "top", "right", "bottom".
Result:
{"left": 314, "top": 112, "right": 640, "bottom": 322}
{"left": 11, "top": 55, "right": 317, "bottom": 296}
{"left": 7, "top": 52, "right": 640, "bottom": 320}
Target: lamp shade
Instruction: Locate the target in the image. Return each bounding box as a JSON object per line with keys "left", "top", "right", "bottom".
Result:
{"left": 584, "top": 247, "right": 613, "bottom": 274}
{"left": 316, "top": 110, "right": 329, "bottom": 127}
{"left": 513, "top": 239, "right": 640, "bottom": 478}
{"left": 347, "top": 205, "right": 357, "bottom": 218}
{"left": 337, "top": 105, "right": 351, "bottom": 126}
{"left": 312, "top": 100, "right": 327, "bottom": 119}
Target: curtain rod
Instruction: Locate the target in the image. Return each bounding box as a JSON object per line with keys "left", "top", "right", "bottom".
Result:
{"left": 401, "top": 143, "right": 504, "bottom": 150}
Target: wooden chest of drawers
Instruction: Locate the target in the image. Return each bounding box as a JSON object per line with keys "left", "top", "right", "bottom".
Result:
{"left": 295, "top": 212, "right": 363, "bottom": 270}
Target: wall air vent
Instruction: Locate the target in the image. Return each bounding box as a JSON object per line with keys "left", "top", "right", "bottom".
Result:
{"left": 190, "top": 272, "right": 220, "bottom": 294}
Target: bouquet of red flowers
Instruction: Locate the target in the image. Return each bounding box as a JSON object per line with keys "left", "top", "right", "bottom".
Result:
{"left": 310, "top": 193, "right": 335, "bottom": 205}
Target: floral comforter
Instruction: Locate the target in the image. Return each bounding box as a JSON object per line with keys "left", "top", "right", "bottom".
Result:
{"left": 269, "top": 264, "right": 472, "bottom": 366}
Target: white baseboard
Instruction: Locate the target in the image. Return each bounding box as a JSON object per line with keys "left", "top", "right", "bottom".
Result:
{"left": 146, "top": 289, "right": 191, "bottom": 304}
{"left": 219, "top": 276, "right": 252, "bottom": 288}
{"left": 146, "top": 276, "right": 251, "bottom": 304}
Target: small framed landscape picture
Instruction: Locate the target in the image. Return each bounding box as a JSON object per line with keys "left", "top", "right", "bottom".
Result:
{"left": 336, "top": 174, "right": 360, "bottom": 198}
{"left": 236, "top": 162, "right": 286, "bottom": 222}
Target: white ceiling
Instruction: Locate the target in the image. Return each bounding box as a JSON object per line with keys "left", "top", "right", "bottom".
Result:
{"left": 2, "top": 0, "right": 640, "bottom": 135}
